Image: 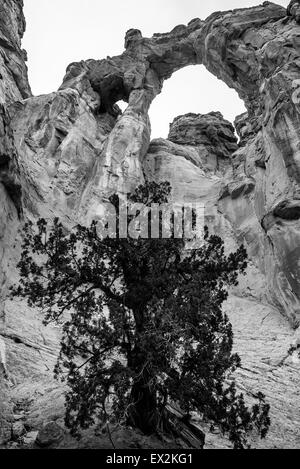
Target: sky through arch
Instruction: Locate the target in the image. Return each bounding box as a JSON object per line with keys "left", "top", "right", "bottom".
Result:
{"left": 149, "top": 65, "right": 246, "bottom": 139}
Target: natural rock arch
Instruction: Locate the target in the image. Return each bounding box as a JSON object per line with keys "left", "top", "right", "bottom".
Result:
{"left": 58, "top": 2, "right": 299, "bottom": 199}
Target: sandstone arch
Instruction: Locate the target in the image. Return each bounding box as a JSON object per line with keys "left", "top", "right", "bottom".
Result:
{"left": 58, "top": 2, "right": 299, "bottom": 202}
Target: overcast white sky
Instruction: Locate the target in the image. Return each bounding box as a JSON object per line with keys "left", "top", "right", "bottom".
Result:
{"left": 22, "top": 0, "right": 290, "bottom": 138}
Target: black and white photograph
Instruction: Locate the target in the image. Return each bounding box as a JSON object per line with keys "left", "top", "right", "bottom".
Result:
{"left": 0, "top": 0, "right": 299, "bottom": 455}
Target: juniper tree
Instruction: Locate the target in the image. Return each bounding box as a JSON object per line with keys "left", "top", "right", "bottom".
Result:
{"left": 11, "top": 181, "right": 270, "bottom": 448}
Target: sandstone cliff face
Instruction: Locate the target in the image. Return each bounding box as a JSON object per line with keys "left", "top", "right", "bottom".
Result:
{"left": 144, "top": 112, "right": 300, "bottom": 449}
{"left": 1, "top": 0, "right": 300, "bottom": 448}
{"left": 0, "top": 0, "right": 31, "bottom": 444}
{"left": 0, "top": 0, "right": 31, "bottom": 216}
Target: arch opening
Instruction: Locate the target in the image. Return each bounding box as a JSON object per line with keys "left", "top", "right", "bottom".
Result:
{"left": 149, "top": 65, "right": 246, "bottom": 140}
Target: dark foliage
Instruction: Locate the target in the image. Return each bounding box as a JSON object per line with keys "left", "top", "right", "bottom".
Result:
{"left": 11, "top": 181, "right": 270, "bottom": 448}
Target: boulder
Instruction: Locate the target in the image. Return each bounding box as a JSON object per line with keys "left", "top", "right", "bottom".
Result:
{"left": 36, "top": 422, "right": 64, "bottom": 448}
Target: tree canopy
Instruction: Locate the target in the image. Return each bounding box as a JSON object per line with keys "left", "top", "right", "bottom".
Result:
{"left": 12, "top": 181, "right": 270, "bottom": 449}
